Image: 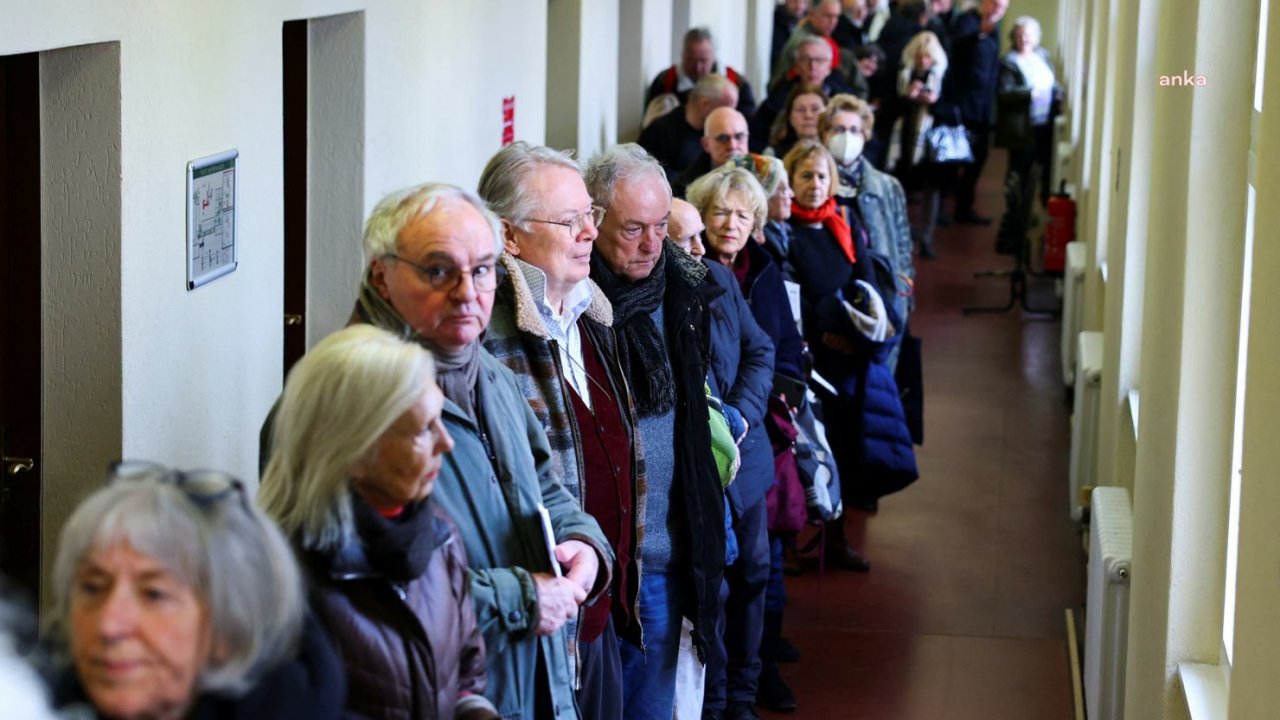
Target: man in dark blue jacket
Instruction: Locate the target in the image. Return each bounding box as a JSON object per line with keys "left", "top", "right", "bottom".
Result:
{"left": 938, "top": 0, "right": 1010, "bottom": 224}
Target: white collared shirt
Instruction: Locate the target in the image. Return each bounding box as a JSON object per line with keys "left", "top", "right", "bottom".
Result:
{"left": 518, "top": 260, "right": 595, "bottom": 410}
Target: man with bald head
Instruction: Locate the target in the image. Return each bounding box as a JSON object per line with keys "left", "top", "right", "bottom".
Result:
{"left": 640, "top": 73, "right": 739, "bottom": 180}
{"left": 667, "top": 198, "right": 707, "bottom": 259}
{"left": 672, "top": 107, "right": 750, "bottom": 198}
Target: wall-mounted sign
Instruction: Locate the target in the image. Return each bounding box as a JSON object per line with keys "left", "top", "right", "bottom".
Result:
{"left": 502, "top": 96, "right": 515, "bottom": 145}
{"left": 186, "top": 149, "right": 238, "bottom": 290}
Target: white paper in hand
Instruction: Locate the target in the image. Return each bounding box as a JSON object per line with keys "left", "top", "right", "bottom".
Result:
{"left": 537, "top": 503, "right": 562, "bottom": 577}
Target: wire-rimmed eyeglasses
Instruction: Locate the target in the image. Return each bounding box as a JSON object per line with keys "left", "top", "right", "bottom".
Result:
{"left": 108, "top": 460, "right": 249, "bottom": 510}
{"left": 383, "top": 255, "right": 499, "bottom": 293}
{"left": 526, "top": 205, "right": 607, "bottom": 235}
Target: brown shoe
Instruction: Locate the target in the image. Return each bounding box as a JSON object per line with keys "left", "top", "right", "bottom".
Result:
{"left": 824, "top": 541, "right": 871, "bottom": 572}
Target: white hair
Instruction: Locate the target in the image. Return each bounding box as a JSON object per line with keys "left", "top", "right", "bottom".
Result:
{"left": 1011, "top": 16, "right": 1041, "bottom": 42}
{"left": 258, "top": 325, "right": 436, "bottom": 551}
{"left": 477, "top": 141, "right": 582, "bottom": 230}
{"left": 686, "top": 166, "right": 769, "bottom": 234}
{"left": 362, "top": 182, "right": 503, "bottom": 264}
{"left": 51, "top": 473, "right": 304, "bottom": 697}
{"left": 585, "top": 143, "right": 671, "bottom": 211}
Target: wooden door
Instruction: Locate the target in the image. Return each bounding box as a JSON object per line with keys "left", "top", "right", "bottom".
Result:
{"left": 282, "top": 20, "right": 308, "bottom": 378}
{"left": 0, "top": 52, "right": 43, "bottom": 605}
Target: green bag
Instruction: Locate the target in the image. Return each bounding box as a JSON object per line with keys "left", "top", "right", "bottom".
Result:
{"left": 706, "top": 384, "right": 740, "bottom": 488}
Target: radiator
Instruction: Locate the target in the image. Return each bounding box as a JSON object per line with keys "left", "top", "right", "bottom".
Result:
{"left": 1068, "top": 331, "right": 1103, "bottom": 521}
{"left": 1061, "top": 242, "right": 1087, "bottom": 386}
{"left": 1084, "top": 486, "right": 1133, "bottom": 720}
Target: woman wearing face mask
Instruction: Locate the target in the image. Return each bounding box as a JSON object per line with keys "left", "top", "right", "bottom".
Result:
{"left": 767, "top": 84, "right": 829, "bottom": 160}
{"left": 820, "top": 94, "right": 914, "bottom": 372}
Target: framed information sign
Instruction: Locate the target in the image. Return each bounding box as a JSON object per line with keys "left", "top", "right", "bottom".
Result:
{"left": 186, "top": 149, "right": 238, "bottom": 290}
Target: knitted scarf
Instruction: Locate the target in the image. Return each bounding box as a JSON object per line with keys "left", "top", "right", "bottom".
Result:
{"left": 589, "top": 249, "right": 674, "bottom": 417}
{"left": 790, "top": 197, "right": 856, "bottom": 264}
{"left": 350, "top": 492, "right": 443, "bottom": 582}
{"left": 355, "top": 271, "right": 481, "bottom": 421}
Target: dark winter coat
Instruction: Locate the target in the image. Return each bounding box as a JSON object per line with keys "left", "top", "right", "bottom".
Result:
{"left": 591, "top": 242, "right": 726, "bottom": 659}
{"left": 937, "top": 11, "right": 1003, "bottom": 129}
{"left": 303, "top": 500, "right": 492, "bottom": 720}
{"left": 701, "top": 258, "right": 777, "bottom": 517}
{"left": 52, "top": 613, "right": 350, "bottom": 720}
{"left": 645, "top": 64, "right": 758, "bottom": 119}
{"left": 737, "top": 239, "right": 804, "bottom": 382}
{"left": 814, "top": 289, "right": 918, "bottom": 495}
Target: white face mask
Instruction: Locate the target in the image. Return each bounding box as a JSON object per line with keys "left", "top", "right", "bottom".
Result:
{"left": 827, "top": 131, "right": 865, "bottom": 166}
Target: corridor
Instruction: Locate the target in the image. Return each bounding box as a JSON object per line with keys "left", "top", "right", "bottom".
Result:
{"left": 770, "top": 152, "right": 1082, "bottom": 719}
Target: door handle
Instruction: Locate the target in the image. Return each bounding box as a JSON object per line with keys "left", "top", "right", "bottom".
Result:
{"left": 284, "top": 313, "right": 303, "bottom": 327}
{"left": 3, "top": 457, "right": 34, "bottom": 476}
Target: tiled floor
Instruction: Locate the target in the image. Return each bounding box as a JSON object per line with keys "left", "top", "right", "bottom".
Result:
{"left": 762, "top": 152, "right": 1083, "bottom": 719}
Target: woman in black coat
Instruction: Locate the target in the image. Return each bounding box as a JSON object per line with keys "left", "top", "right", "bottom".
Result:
{"left": 782, "top": 139, "right": 876, "bottom": 572}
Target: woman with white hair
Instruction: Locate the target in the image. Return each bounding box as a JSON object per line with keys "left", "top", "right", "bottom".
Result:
{"left": 49, "top": 463, "right": 347, "bottom": 719}
{"left": 259, "top": 324, "right": 498, "bottom": 720}
{"left": 998, "top": 15, "right": 1060, "bottom": 207}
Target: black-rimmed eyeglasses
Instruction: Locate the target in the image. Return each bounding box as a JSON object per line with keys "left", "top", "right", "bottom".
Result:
{"left": 383, "top": 255, "right": 499, "bottom": 292}
{"left": 711, "top": 131, "right": 748, "bottom": 145}
{"left": 526, "top": 205, "right": 607, "bottom": 235}
{"left": 108, "top": 460, "right": 249, "bottom": 510}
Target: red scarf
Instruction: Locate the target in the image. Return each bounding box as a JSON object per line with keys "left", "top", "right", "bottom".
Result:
{"left": 790, "top": 197, "right": 855, "bottom": 264}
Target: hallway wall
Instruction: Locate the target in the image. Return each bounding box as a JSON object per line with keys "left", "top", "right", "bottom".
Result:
{"left": 0, "top": 1, "right": 549, "bottom": 582}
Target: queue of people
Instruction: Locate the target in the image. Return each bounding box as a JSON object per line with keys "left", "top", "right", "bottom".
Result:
{"left": 1, "top": 3, "right": 1057, "bottom": 719}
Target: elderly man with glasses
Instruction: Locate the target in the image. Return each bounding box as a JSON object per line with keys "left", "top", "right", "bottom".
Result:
{"left": 672, "top": 106, "right": 751, "bottom": 198}
{"left": 751, "top": 34, "right": 857, "bottom": 153}
{"left": 478, "top": 142, "right": 642, "bottom": 720}
{"left": 260, "top": 182, "right": 612, "bottom": 720}
{"left": 585, "top": 144, "right": 726, "bottom": 720}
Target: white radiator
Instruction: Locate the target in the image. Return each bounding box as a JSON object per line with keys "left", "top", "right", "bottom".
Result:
{"left": 1061, "top": 242, "right": 1087, "bottom": 386}
{"left": 1068, "top": 331, "right": 1103, "bottom": 521}
{"left": 1084, "top": 486, "right": 1133, "bottom": 720}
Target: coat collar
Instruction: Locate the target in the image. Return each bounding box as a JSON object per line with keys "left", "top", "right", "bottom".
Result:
{"left": 499, "top": 253, "right": 613, "bottom": 339}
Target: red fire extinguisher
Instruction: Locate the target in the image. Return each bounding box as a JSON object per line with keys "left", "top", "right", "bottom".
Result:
{"left": 1043, "top": 182, "right": 1075, "bottom": 274}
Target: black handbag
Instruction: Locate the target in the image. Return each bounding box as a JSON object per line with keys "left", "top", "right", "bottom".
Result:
{"left": 895, "top": 327, "right": 924, "bottom": 445}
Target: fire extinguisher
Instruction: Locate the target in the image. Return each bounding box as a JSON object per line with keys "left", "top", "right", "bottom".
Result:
{"left": 1043, "top": 181, "right": 1075, "bottom": 274}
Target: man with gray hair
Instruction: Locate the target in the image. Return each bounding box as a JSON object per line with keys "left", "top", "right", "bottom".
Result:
{"left": 586, "top": 144, "right": 726, "bottom": 719}
{"left": 639, "top": 73, "right": 739, "bottom": 180}
{"left": 646, "top": 27, "right": 757, "bottom": 118}
{"left": 751, "top": 33, "right": 857, "bottom": 152}
{"left": 261, "top": 182, "right": 612, "bottom": 719}
{"left": 478, "top": 142, "right": 641, "bottom": 720}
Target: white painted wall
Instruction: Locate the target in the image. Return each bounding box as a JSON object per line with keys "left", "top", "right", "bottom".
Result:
{"left": 546, "top": 0, "right": 619, "bottom": 159}
{"left": 1, "top": 1, "right": 550, "bottom": 564}
{"left": 690, "top": 0, "right": 748, "bottom": 75}
{"left": 617, "top": 0, "right": 675, "bottom": 143}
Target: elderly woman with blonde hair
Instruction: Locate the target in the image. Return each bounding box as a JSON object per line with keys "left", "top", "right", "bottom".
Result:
{"left": 259, "top": 324, "right": 498, "bottom": 720}
{"left": 49, "top": 462, "right": 347, "bottom": 719}
{"left": 688, "top": 161, "right": 808, "bottom": 712}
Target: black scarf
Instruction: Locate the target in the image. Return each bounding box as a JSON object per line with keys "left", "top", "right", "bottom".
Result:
{"left": 350, "top": 493, "right": 444, "bottom": 583}
{"left": 355, "top": 270, "right": 482, "bottom": 420}
{"left": 590, "top": 248, "right": 674, "bottom": 417}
